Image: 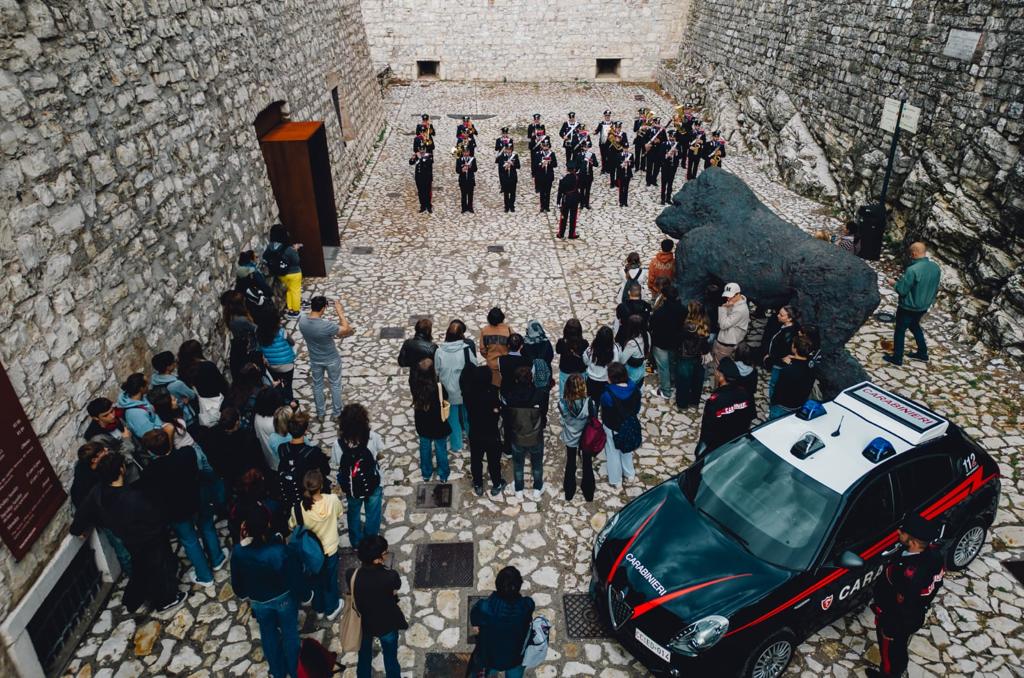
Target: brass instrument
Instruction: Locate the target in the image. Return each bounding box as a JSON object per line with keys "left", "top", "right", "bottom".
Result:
{"left": 609, "top": 128, "right": 624, "bottom": 152}
{"left": 709, "top": 146, "right": 722, "bottom": 167}
{"left": 451, "top": 138, "right": 465, "bottom": 158}
{"left": 689, "top": 137, "right": 703, "bottom": 156}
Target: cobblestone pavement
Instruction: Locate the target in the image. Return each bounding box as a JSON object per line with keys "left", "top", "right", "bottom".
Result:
{"left": 65, "top": 83, "right": 1023, "bottom": 678}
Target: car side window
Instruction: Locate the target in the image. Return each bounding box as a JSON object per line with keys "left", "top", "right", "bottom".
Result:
{"left": 832, "top": 475, "right": 896, "bottom": 556}
{"left": 894, "top": 455, "right": 956, "bottom": 514}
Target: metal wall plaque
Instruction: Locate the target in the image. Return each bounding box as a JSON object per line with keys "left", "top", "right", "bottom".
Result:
{"left": 942, "top": 29, "right": 982, "bottom": 61}
{"left": 0, "top": 364, "right": 67, "bottom": 560}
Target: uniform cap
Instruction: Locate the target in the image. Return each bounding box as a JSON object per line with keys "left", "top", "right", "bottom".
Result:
{"left": 533, "top": 113, "right": 541, "bottom": 119}
{"left": 501, "top": 126, "right": 509, "bottom": 133}
{"left": 712, "top": 130, "right": 721, "bottom": 136}
{"left": 568, "top": 111, "right": 576, "bottom": 117}
{"left": 603, "top": 109, "right": 612, "bottom": 115}
{"left": 722, "top": 282, "right": 741, "bottom": 297}
{"left": 421, "top": 113, "right": 429, "bottom": 120}
{"left": 717, "top": 357, "right": 740, "bottom": 382}
{"left": 902, "top": 514, "right": 940, "bottom": 542}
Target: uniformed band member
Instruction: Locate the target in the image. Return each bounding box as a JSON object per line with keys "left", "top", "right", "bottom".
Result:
{"left": 704, "top": 130, "right": 727, "bottom": 170}
{"left": 494, "top": 126, "right": 514, "bottom": 153}
{"left": 556, "top": 163, "right": 582, "bottom": 239}
{"left": 559, "top": 111, "right": 581, "bottom": 165}
{"left": 616, "top": 144, "right": 634, "bottom": 208}
{"left": 576, "top": 143, "right": 600, "bottom": 209}
{"left": 867, "top": 515, "right": 945, "bottom": 678}
{"left": 565, "top": 125, "right": 591, "bottom": 168}
{"left": 535, "top": 139, "right": 557, "bottom": 212}
{"left": 659, "top": 134, "right": 682, "bottom": 205}
{"left": 686, "top": 121, "right": 706, "bottom": 181}
{"left": 414, "top": 113, "right": 436, "bottom": 156}
{"left": 632, "top": 108, "right": 649, "bottom": 171}
{"left": 455, "top": 147, "right": 477, "bottom": 213}
{"left": 456, "top": 115, "right": 478, "bottom": 156}
{"left": 607, "top": 121, "right": 628, "bottom": 189}
{"left": 415, "top": 113, "right": 435, "bottom": 139}
{"left": 496, "top": 145, "right": 520, "bottom": 213}
{"left": 696, "top": 358, "right": 755, "bottom": 456}
{"left": 527, "top": 113, "right": 545, "bottom": 179}
{"left": 644, "top": 117, "right": 667, "bottom": 186}
{"left": 593, "top": 109, "right": 613, "bottom": 174}
{"left": 409, "top": 148, "right": 433, "bottom": 213}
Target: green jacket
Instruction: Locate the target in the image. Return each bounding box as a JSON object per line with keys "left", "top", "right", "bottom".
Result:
{"left": 894, "top": 257, "right": 941, "bottom": 311}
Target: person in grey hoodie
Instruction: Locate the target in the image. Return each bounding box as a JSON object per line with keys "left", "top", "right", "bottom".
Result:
{"left": 559, "top": 374, "right": 594, "bottom": 502}
{"left": 117, "top": 373, "right": 164, "bottom": 442}
{"left": 711, "top": 282, "right": 749, "bottom": 366}
{"left": 151, "top": 351, "right": 198, "bottom": 427}
{"left": 432, "top": 320, "right": 478, "bottom": 453}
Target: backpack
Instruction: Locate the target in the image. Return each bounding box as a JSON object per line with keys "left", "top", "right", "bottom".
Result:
{"left": 278, "top": 443, "right": 328, "bottom": 516}
{"left": 197, "top": 394, "right": 223, "bottom": 428}
{"left": 521, "top": 615, "right": 551, "bottom": 669}
{"left": 341, "top": 445, "right": 381, "bottom": 500}
{"left": 531, "top": 358, "right": 552, "bottom": 389}
{"left": 613, "top": 412, "right": 642, "bottom": 453}
{"left": 620, "top": 268, "right": 643, "bottom": 303}
{"left": 297, "top": 637, "right": 342, "bottom": 678}
{"left": 580, "top": 400, "right": 607, "bottom": 456}
{"left": 263, "top": 244, "right": 291, "bottom": 276}
{"left": 458, "top": 344, "right": 477, "bottom": 397}
{"left": 288, "top": 517, "right": 326, "bottom": 576}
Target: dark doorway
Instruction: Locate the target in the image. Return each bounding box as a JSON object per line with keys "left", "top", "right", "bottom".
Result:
{"left": 596, "top": 58, "right": 622, "bottom": 80}
{"left": 417, "top": 60, "right": 439, "bottom": 79}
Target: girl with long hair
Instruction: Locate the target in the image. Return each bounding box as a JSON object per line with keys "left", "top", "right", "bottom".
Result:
{"left": 221, "top": 290, "right": 257, "bottom": 378}
{"left": 333, "top": 403, "right": 385, "bottom": 548}
{"left": 676, "top": 301, "right": 712, "bottom": 409}
{"left": 582, "top": 325, "right": 621, "bottom": 401}
{"left": 289, "top": 469, "right": 343, "bottom": 619}
{"left": 559, "top": 374, "right": 595, "bottom": 501}
{"left": 615, "top": 314, "right": 650, "bottom": 386}
{"left": 411, "top": 358, "right": 452, "bottom": 482}
{"left": 555, "top": 318, "right": 589, "bottom": 397}
{"left": 256, "top": 315, "right": 296, "bottom": 403}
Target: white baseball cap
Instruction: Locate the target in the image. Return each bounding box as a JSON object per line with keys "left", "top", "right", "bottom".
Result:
{"left": 722, "top": 282, "right": 741, "bottom": 297}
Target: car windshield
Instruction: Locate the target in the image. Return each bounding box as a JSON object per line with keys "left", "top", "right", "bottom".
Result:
{"left": 679, "top": 436, "right": 841, "bottom": 570}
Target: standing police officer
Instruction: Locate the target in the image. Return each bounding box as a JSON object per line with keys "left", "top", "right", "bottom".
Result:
{"left": 409, "top": 147, "right": 433, "bottom": 213}
{"left": 455, "top": 146, "right": 477, "bottom": 213}
{"left": 535, "top": 139, "right": 557, "bottom": 213}
{"left": 556, "top": 163, "right": 582, "bottom": 239}
{"left": 696, "top": 358, "right": 755, "bottom": 456}
{"left": 867, "top": 515, "right": 945, "bottom": 678}
{"left": 496, "top": 145, "right": 520, "bottom": 213}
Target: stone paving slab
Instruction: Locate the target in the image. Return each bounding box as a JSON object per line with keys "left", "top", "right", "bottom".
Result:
{"left": 64, "top": 82, "right": 1023, "bottom": 678}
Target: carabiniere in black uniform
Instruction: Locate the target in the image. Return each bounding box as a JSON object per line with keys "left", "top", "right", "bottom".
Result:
{"left": 409, "top": 148, "right": 433, "bottom": 213}
{"left": 455, "top": 149, "right": 477, "bottom": 213}
{"left": 496, "top": 146, "right": 520, "bottom": 213}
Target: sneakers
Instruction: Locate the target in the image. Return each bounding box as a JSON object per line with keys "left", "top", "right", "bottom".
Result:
{"left": 532, "top": 489, "right": 543, "bottom": 501}
{"left": 302, "top": 590, "right": 314, "bottom": 605}
{"left": 213, "top": 548, "right": 230, "bottom": 572}
{"left": 325, "top": 600, "right": 343, "bottom": 622}
{"left": 285, "top": 310, "right": 300, "bottom": 318}
{"left": 907, "top": 351, "right": 929, "bottom": 363}
{"left": 473, "top": 484, "right": 485, "bottom": 497}
{"left": 882, "top": 354, "right": 903, "bottom": 366}
{"left": 489, "top": 480, "right": 508, "bottom": 497}
{"left": 514, "top": 490, "right": 524, "bottom": 502}
{"left": 157, "top": 591, "right": 187, "bottom": 613}
{"left": 186, "top": 570, "right": 214, "bottom": 588}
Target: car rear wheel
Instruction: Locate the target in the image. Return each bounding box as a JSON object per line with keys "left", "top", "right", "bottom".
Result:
{"left": 740, "top": 628, "right": 795, "bottom": 678}
{"left": 947, "top": 520, "right": 987, "bottom": 571}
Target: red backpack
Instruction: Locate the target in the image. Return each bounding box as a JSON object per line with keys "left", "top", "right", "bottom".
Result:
{"left": 580, "top": 400, "right": 607, "bottom": 456}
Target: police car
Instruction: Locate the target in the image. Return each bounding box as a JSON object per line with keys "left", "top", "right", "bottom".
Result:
{"left": 591, "top": 382, "right": 1000, "bottom": 678}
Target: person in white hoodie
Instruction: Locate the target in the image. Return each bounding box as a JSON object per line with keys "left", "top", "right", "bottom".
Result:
{"left": 289, "top": 470, "right": 343, "bottom": 620}
{"left": 433, "top": 320, "right": 479, "bottom": 453}
{"left": 711, "top": 282, "right": 749, "bottom": 366}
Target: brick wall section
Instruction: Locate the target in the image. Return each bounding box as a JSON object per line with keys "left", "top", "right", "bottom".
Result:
{"left": 659, "top": 0, "right": 1024, "bottom": 358}
{"left": 0, "top": 0, "right": 384, "bottom": 637}
{"left": 360, "top": 0, "right": 691, "bottom": 81}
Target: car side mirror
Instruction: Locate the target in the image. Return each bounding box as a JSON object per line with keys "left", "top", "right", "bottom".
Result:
{"left": 838, "top": 550, "right": 864, "bottom": 569}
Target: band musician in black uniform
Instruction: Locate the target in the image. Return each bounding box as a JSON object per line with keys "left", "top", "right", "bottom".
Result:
{"left": 455, "top": 147, "right": 477, "bottom": 213}
{"left": 593, "top": 110, "right": 613, "bottom": 174}
{"left": 685, "top": 122, "right": 706, "bottom": 181}
{"left": 703, "top": 130, "right": 727, "bottom": 170}
{"left": 494, "top": 126, "right": 514, "bottom": 153}
{"left": 659, "top": 134, "right": 682, "bottom": 205}
{"left": 556, "top": 163, "right": 582, "bottom": 239}
{"left": 576, "top": 143, "right": 599, "bottom": 209}
{"left": 633, "top": 108, "right": 649, "bottom": 171}
{"left": 565, "top": 125, "right": 591, "bottom": 168}
{"left": 456, "top": 115, "right": 478, "bottom": 156}
{"left": 409, "top": 147, "right": 433, "bottom": 213}
{"left": 559, "top": 111, "right": 581, "bottom": 166}
{"left": 496, "top": 145, "right": 520, "bottom": 213}
{"left": 867, "top": 515, "right": 945, "bottom": 678}
{"left": 535, "top": 139, "right": 557, "bottom": 213}
{"left": 527, "top": 113, "right": 545, "bottom": 182}
{"left": 616, "top": 145, "right": 634, "bottom": 208}
{"left": 644, "top": 117, "right": 667, "bottom": 186}
{"left": 415, "top": 113, "right": 435, "bottom": 139}
{"left": 607, "top": 121, "right": 628, "bottom": 189}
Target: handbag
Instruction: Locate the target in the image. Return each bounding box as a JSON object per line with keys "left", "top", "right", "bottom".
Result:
{"left": 579, "top": 400, "right": 607, "bottom": 457}
{"left": 339, "top": 569, "right": 363, "bottom": 653}
{"left": 438, "top": 383, "right": 451, "bottom": 422}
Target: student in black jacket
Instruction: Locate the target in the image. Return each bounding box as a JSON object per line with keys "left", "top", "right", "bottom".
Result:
{"left": 761, "top": 305, "right": 800, "bottom": 402}
{"left": 349, "top": 536, "right": 406, "bottom": 678}
{"left": 276, "top": 411, "right": 331, "bottom": 519}
{"left": 769, "top": 336, "right": 816, "bottom": 420}
{"left": 71, "top": 452, "right": 185, "bottom": 614}
{"left": 464, "top": 365, "right": 506, "bottom": 497}
{"left": 697, "top": 358, "right": 755, "bottom": 456}
{"left": 650, "top": 286, "right": 685, "bottom": 399}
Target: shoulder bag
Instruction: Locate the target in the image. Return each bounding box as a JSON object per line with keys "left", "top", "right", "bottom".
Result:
{"left": 339, "top": 568, "right": 363, "bottom": 653}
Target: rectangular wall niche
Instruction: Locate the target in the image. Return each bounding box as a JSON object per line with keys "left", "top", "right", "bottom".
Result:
{"left": 596, "top": 58, "right": 621, "bottom": 80}
{"left": 417, "top": 60, "right": 439, "bottom": 80}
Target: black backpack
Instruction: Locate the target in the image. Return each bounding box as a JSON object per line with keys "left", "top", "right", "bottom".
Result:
{"left": 340, "top": 444, "right": 381, "bottom": 500}
{"left": 263, "top": 244, "right": 291, "bottom": 276}
{"left": 457, "top": 343, "right": 477, "bottom": 398}
{"left": 277, "top": 443, "right": 329, "bottom": 517}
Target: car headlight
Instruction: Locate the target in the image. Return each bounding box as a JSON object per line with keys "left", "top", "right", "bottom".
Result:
{"left": 668, "top": 615, "right": 729, "bottom": 656}
{"left": 593, "top": 512, "right": 621, "bottom": 559}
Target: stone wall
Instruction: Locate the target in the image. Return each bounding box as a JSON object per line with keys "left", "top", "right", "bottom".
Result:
{"left": 0, "top": 0, "right": 383, "bottom": 657}
{"left": 659, "top": 0, "right": 1024, "bottom": 360}
{"left": 360, "top": 0, "right": 691, "bottom": 82}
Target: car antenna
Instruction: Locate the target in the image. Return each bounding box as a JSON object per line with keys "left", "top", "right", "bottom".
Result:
{"left": 831, "top": 415, "right": 844, "bottom": 438}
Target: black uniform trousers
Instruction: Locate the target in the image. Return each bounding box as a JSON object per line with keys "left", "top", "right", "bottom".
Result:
{"left": 459, "top": 177, "right": 474, "bottom": 212}
{"left": 415, "top": 175, "right": 432, "bottom": 211}
{"left": 660, "top": 165, "right": 677, "bottom": 204}
{"left": 580, "top": 173, "right": 594, "bottom": 208}
{"left": 635, "top": 141, "right": 646, "bottom": 171}
{"left": 646, "top": 148, "right": 664, "bottom": 185}
{"left": 608, "top": 151, "right": 620, "bottom": 187}
{"left": 599, "top": 142, "right": 610, "bottom": 173}
{"left": 538, "top": 179, "right": 553, "bottom": 212}
{"left": 500, "top": 179, "right": 517, "bottom": 211}
{"left": 558, "top": 199, "right": 579, "bottom": 237}
{"left": 686, "top": 152, "right": 701, "bottom": 180}
{"left": 875, "top": 614, "right": 916, "bottom": 678}
{"left": 618, "top": 174, "right": 631, "bottom": 207}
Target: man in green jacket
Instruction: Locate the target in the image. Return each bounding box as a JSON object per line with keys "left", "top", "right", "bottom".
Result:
{"left": 883, "top": 242, "right": 941, "bottom": 366}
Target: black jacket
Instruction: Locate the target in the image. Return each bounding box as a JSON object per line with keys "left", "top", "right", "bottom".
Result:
{"left": 771, "top": 358, "right": 815, "bottom": 409}
{"left": 398, "top": 333, "right": 437, "bottom": 374}
{"left": 277, "top": 442, "right": 331, "bottom": 513}
{"left": 455, "top": 156, "right": 477, "bottom": 185}
{"left": 471, "top": 593, "right": 536, "bottom": 671}
{"left": 413, "top": 384, "right": 452, "bottom": 440}
{"left": 873, "top": 546, "right": 944, "bottom": 634}
{"left": 555, "top": 338, "right": 589, "bottom": 374}
{"left": 70, "top": 483, "right": 167, "bottom": 547}
{"left": 70, "top": 460, "right": 102, "bottom": 510}
{"left": 556, "top": 173, "right": 581, "bottom": 208}
{"left": 464, "top": 380, "right": 501, "bottom": 443}
{"left": 203, "top": 425, "right": 268, "bottom": 487}
{"left": 616, "top": 298, "right": 653, "bottom": 329}
{"left": 698, "top": 384, "right": 755, "bottom": 451}
{"left": 501, "top": 384, "right": 546, "bottom": 447}
{"left": 138, "top": 447, "right": 201, "bottom": 523}
{"left": 762, "top": 322, "right": 799, "bottom": 369}
{"left": 498, "top": 353, "right": 531, "bottom": 394}
{"left": 650, "top": 298, "right": 685, "bottom": 351}
{"left": 679, "top": 322, "right": 711, "bottom": 358}
{"left": 349, "top": 564, "right": 407, "bottom": 637}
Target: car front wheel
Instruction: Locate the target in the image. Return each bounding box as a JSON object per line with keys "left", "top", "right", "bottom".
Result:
{"left": 947, "top": 520, "right": 988, "bottom": 571}
{"left": 740, "top": 628, "right": 795, "bottom": 678}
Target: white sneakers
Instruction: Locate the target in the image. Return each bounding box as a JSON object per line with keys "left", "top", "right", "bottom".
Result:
{"left": 533, "top": 489, "right": 543, "bottom": 501}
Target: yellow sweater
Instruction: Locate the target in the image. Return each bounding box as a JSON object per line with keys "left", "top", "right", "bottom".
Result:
{"left": 290, "top": 494, "right": 343, "bottom": 556}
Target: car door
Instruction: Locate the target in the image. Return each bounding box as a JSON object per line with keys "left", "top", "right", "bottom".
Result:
{"left": 807, "top": 473, "right": 901, "bottom": 623}
{"left": 892, "top": 453, "right": 958, "bottom": 520}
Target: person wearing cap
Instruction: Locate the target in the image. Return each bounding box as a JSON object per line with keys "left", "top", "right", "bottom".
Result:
{"left": 556, "top": 163, "right": 582, "bottom": 239}
{"left": 494, "top": 126, "right": 514, "bottom": 153}
{"left": 593, "top": 109, "right": 613, "bottom": 173}
{"left": 456, "top": 115, "right": 477, "bottom": 156}
{"left": 703, "top": 130, "right": 727, "bottom": 169}
{"left": 559, "top": 111, "right": 580, "bottom": 165}
{"left": 527, "top": 113, "right": 545, "bottom": 180}
{"left": 565, "top": 124, "right": 591, "bottom": 168}
{"left": 685, "top": 120, "right": 706, "bottom": 181}
{"left": 577, "top": 140, "right": 600, "bottom": 209}
{"left": 607, "top": 121, "right": 628, "bottom": 189}
{"left": 711, "top": 282, "right": 749, "bottom": 365}
{"left": 767, "top": 334, "right": 815, "bottom": 419}
{"left": 535, "top": 139, "right": 557, "bottom": 213}
{"left": 632, "top": 108, "right": 650, "bottom": 172}
{"left": 644, "top": 117, "right": 667, "bottom": 186}
{"left": 616, "top": 140, "right": 634, "bottom": 208}
{"left": 659, "top": 130, "right": 683, "bottom": 205}
{"left": 455, "top": 145, "right": 477, "bottom": 213}
{"left": 413, "top": 113, "right": 435, "bottom": 156}
{"left": 696, "top": 357, "right": 755, "bottom": 456}
{"left": 496, "top": 144, "right": 520, "bottom": 213}
{"left": 409, "top": 144, "right": 434, "bottom": 213}
{"left": 415, "top": 113, "right": 435, "bottom": 139}
{"left": 867, "top": 515, "right": 945, "bottom": 678}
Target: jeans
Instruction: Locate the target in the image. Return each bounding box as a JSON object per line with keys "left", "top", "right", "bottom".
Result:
{"left": 563, "top": 446, "right": 595, "bottom": 501}
{"left": 767, "top": 365, "right": 783, "bottom": 403}
{"left": 448, "top": 403, "right": 469, "bottom": 452}
{"left": 310, "top": 359, "right": 343, "bottom": 418}
{"left": 346, "top": 486, "right": 383, "bottom": 549}
{"left": 674, "top": 356, "right": 704, "bottom": 407}
{"left": 511, "top": 442, "right": 544, "bottom": 491}
{"left": 603, "top": 425, "right": 635, "bottom": 485}
{"left": 310, "top": 551, "right": 340, "bottom": 615}
{"left": 419, "top": 436, "right": 450, "bottom": 481}
{"left": 251, "top": 591, "right": 300, "bottom": 678}
{"left": 892, "top": 307, "right": 928, "bottom": 361}
{"left": 101, "top": 527, "right": 133, "bottom": 577}
{"left": 769, "top": 404, "right": 797, "bottom": 420}
{"left": 279, "top": 272, "right": 302, "bottom": 312}
{"left": 171, "top": 511, "right": 224, "bottom": 583}
{"left": 357, "top": 629, "right": 401, "bottom": 678}
{"left": 651, "top": 347, "right": 676, "bottom": 396}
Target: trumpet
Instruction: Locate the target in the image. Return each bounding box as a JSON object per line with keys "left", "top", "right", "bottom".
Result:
{"left": 709, "top": 147, "right": 722, "bottom": 167}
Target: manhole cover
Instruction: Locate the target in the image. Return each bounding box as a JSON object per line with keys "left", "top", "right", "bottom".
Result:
{"left": 416, "top": 482, "right": 453, "bottom": 509}
{"left": 336, "top": 547, "right": 396, "bottom": 594}
{"left": 467, "top": 595, "right": 486, "bottom": 644}
{"left": 409, "top": 314, "right": 432, "bottom": 325}
{"left": 351, "top": 246, "right": 374, "bottom": 255}
{"left": 874, "top": 311, "right": 896, "bottom": 323}
{"left": 414, "top": 543, "right": 474, "bottom": 588}
{"left": 563, "top": 593, "right": 612, "bottom": 639}
{"left": 1005, "top": 560, "right": 1024, "bottom": 587}
{"left": 486, "top": 245, "right": 505, "bottom": 253}
{"left": 379, "top": 327, "right": 405, "bottom": 339}
{"left": 424, "top": 652, "right": 472, "bottom": 675}
{"left": 634, "top": 94, "right": 646, "bottom": 101}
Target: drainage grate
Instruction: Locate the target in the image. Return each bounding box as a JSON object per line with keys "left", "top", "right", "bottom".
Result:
{"left": 486, "top": 245, "right": 505, "bottom": 253}
{"left": 634, "top": 94, "right": 646, "bottom": 101}
{"left": 414, "top": 543, "right": 475, "bottom": 588}
{"left": 563, "top": 593, "right": 613, "bottom": 639}
{"left": 416, "top": 482, "right": 453, "bottom": 509}
{"left": 1005, "top": 560, "right": 1024, "bottom": 587}
{"left": 27, "top": 543, "right": 110, "bottom": 676}
{"left": 351, "top": 246, "right": 374, "bottom": 255}
{"left": 379, "top": 327, "right": 405, "bottom": 339}
{"left": 337, "top": 547, "right": 395, "bottom": 594}
{"left": 386, "top": 192, "right": 400, "bottom": 198}
{"left": 424, "top": 652, "right": 472, "bottom": 675}
{"left": 467, "top": 595, "right": 486, "bottom": 644}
